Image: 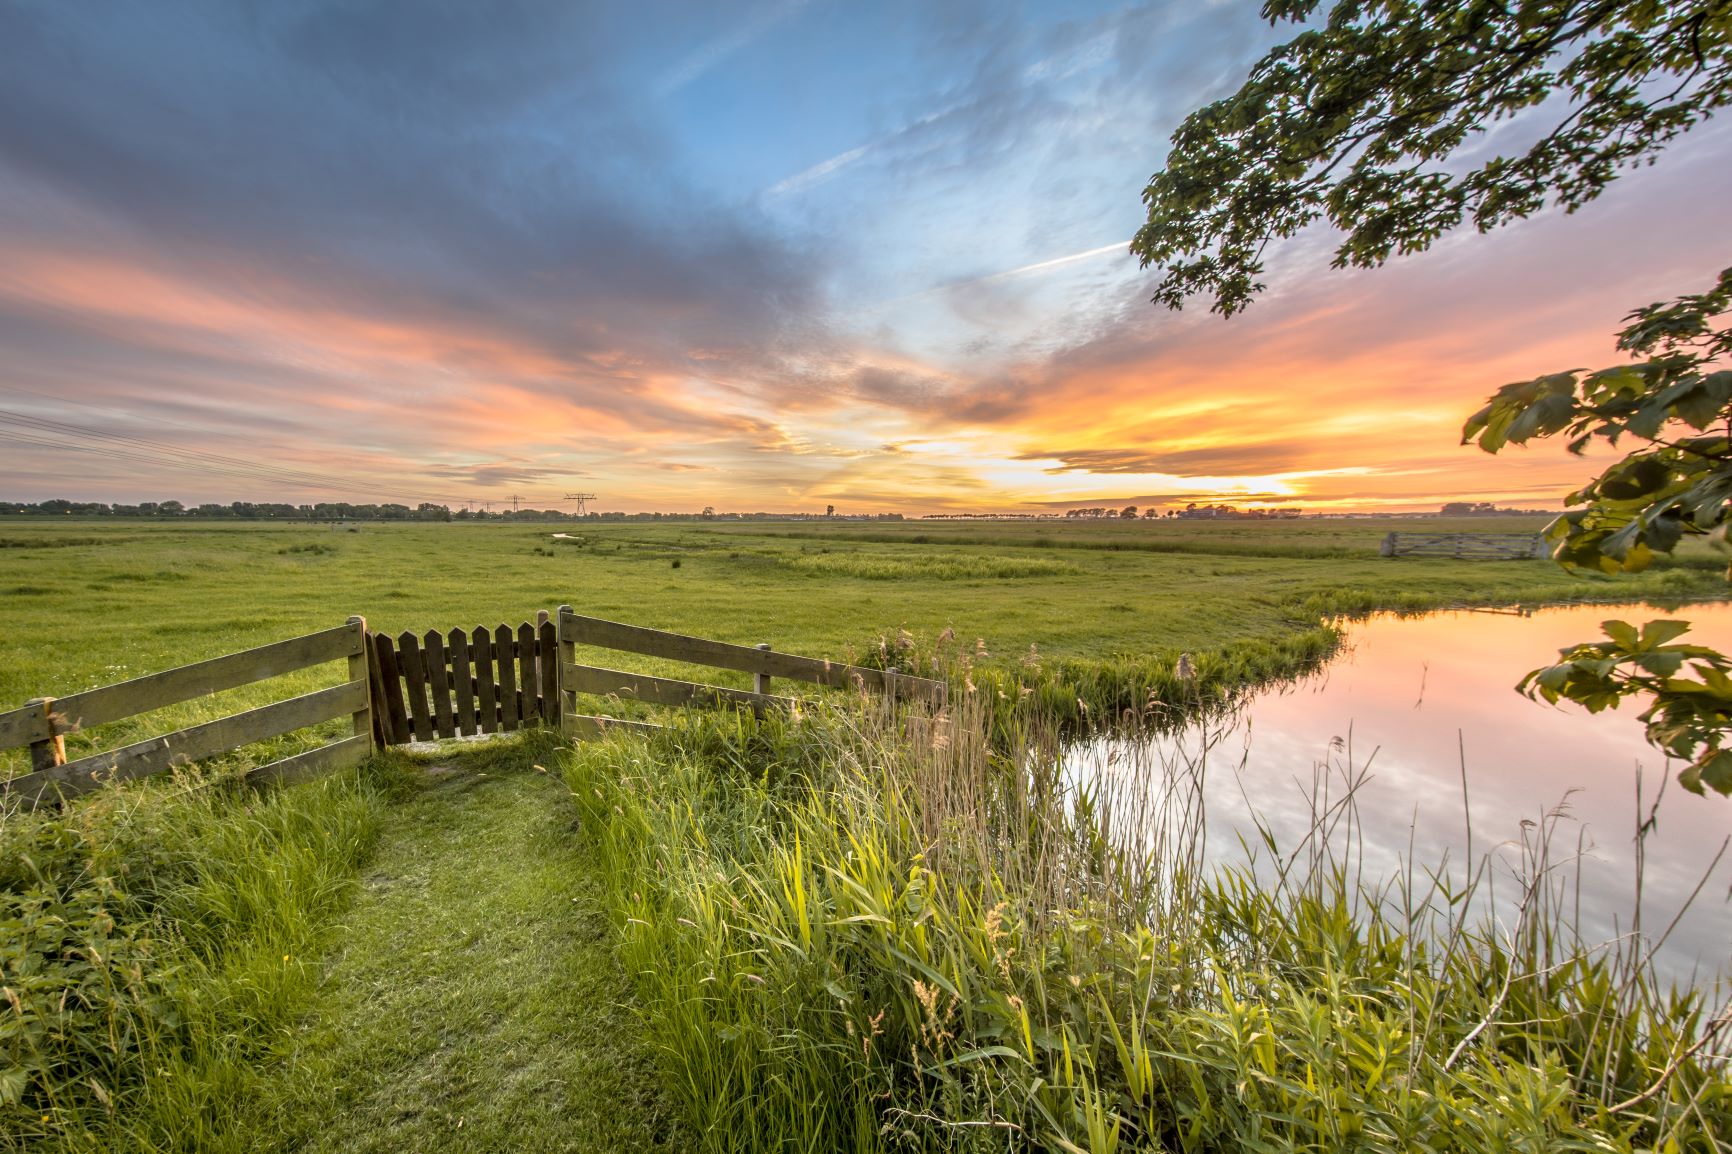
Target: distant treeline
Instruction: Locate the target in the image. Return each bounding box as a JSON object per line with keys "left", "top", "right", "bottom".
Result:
{"left": 1438, "top": 502, "right": 1552, "bottom": 516}
{"left": 0, "top": 498, "right": 908, "bottom": 523}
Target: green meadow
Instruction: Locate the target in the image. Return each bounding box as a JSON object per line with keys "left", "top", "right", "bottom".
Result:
{"left": 3, "top": 516, "right": 1728, "bottom": 1152}
{"left": 3, "top": 514, "right": 1719, "bottom": 720}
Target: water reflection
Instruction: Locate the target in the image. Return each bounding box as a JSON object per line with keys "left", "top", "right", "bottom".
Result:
{"left": 1071, "top": 602, "right": 1732, "bottom": 987}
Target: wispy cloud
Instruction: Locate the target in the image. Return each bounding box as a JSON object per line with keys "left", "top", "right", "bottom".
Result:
{"left": 766, "top": 144, "right": 869, "bottom": 198}
{"left": 657, "top": 0, "right": 808, "bottom": 96}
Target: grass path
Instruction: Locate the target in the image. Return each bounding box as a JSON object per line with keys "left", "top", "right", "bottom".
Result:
{"left": 236, "top": 741, "right": 682, "bottom": 1152}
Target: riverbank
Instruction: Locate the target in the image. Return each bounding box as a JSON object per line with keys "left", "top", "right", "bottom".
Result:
{"left": 564, "top": 698, "right": 1731, "bottom": 1152}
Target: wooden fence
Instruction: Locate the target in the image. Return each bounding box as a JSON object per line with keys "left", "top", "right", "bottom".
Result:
{"left": 1, "top": 606, "right": 949, "bottom": 807}
{"left": 0, "top": 617, "right": 373, "bottom": 810}
{"left": 1379, "top": 531, "right": 1546, "bottom": 560}
{"left": 557, "top": 606, "right": 947, "bottom": 741}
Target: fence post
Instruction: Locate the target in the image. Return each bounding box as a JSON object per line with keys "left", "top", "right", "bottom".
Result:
{"left": 557, "top": 605, "right": 575, "bottom": 734}
{"left": 25, "top": 697, "right": 65, "bottom": 772}
{"left": 754, "top": 643, "right": 772, "bottom": 696}
{"left": 347, "top": 616, "right": 375, "bottom": 755}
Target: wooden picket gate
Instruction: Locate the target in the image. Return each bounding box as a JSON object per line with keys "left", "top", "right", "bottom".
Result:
{"left": 367, "top": 613, "right": 560, "bottom": 745}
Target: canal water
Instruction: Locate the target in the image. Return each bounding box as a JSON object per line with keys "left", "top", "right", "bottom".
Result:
{"left": 1070, "top": 602, "right": 1732, "bottom": 986}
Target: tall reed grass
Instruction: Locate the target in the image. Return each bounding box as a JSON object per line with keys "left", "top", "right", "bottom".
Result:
{"left": 563, "top": 694, "right": 1730, "bottom": 1152}
{"left": 1, "top": 763, "right": 391, "bottom": 1152}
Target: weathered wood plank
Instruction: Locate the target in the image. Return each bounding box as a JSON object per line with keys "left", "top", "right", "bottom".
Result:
{"left": 371, "top": 632, "right": 412, "bottom": 745}
{"left": 449, "top": 628, "right": 476, "bottom": 736}
{"left": 0, "top": 699, "right": 52, "bottom": 751}
{"left": 564, "top": 713, "right": 664, "bottom": 740}
{"left": 558, "top": 611, "right": 946, "bottom": 702}
{"left": 247, "top": 733, "right": 371, "bottom": 786}
{"left": 564, "top": 663, "right": 795, "bottom": 712}
{"left": 539, "top": 620, "right": 559, "bottom": 726}
{"left": 754, "top": 642, "right": 772, "bottom": 696}
{"left": 347, "top": 617, "right": 375, "bottom": 752}
{"left": 473, "top": 625, "right": 497, "bottom": 735}
{"left": 0, "top": 623, "right": 361, "bottom": 749}
{"left": 24, "top": 698, "right": 66, "bottom": 770}
{"left": 517, "top": 622, "right": 538, "bottom": 723}
{"left": 556, "top": 604, "right": 578, "bottom": 724}
{"left": 4, "top": 680, "right": 367, "bottom": 809}
{"left": 365, "top": 636, "right": 391, "bottom": 748}
{"left": 495, "top": 624, "right": 519, "bottom": 731}
{"left": 396, "top": 632, "right": 435, "bottom": 742}
{"left": 425, "top": 628, "right": 456, "bottom": 740}
{"left": 1382, "top": 531, "right": 1545, "bottom": 560}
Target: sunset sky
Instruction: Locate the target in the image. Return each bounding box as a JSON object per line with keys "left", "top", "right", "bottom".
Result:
{"left": 2, "top": 1, "right": 1728, "bottom": 515}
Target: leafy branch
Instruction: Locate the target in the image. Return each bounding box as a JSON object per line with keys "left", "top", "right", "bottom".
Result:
{"left": 1133, "top": 1, "right": 1732, "bottom": 316}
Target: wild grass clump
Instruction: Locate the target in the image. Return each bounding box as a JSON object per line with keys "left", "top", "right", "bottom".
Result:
{"left": 861, "top": 625, "right": 1340, "bottom": 739}
{"left": 783, "top": 552, "right": 1079, "bottom": 582}
{"left": 1, "top": 764, "right": 389, "bottom": 1152}
{"left": 564, "top": 699, "right": 1729, "bottom": 1152}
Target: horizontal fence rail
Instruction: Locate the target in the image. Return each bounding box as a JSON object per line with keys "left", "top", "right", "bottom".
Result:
{"left": 2, "top": 617, "right": 374, "bottom": 810}
{"left": 1379, "top": 531, "right": 1546, "bottom": 560}
{"left": 563, "top": 662, "right": 797, "bottom": 712}
{"left": 557, "top": 609, "right": 947, "bottom": 702}
{"left": 556, "top": 606, "right": 947, "bottom": 742}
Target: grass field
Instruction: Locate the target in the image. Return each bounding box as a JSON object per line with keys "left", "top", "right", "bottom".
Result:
{"left": 4, "top": 515, "right": 1728, "bottom": 1152}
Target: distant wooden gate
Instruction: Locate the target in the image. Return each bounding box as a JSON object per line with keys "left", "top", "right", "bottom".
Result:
{"left": 1379, "top": 531, "right": 1546, "bottom": 560}
{"left": 369, "top": 614, "right": 559, "bottom": 745}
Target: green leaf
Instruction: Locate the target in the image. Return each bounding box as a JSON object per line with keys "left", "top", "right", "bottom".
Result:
{"left": 1637, "top": 620, "right": 1693, "bottom": 648}
{"left": 1688, "top": 750, "right": 1732, "bottom": 797}
{"left": 1600, "top": 620, "right": 1639, "bottom": 649}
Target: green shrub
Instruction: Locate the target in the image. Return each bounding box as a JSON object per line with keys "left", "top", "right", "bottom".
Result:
{"left": 1, "top": 766, "right": 385, "bottom": 1152}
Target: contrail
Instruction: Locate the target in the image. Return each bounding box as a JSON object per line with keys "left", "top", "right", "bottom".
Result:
{"left": 870, "top": 240, "right": 1133, "bottom": 310}
{"left": 972, "top": 241, "right": 1131, "bottom": 283}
